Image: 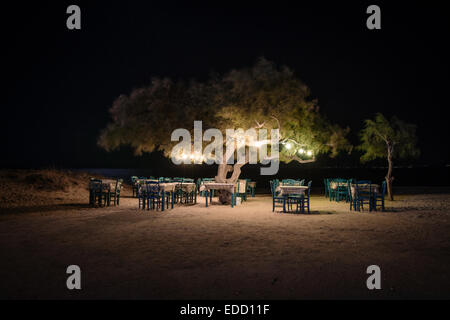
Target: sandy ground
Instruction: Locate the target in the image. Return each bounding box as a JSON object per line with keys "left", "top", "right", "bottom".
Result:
{"left": 1, "top": 179, "right": 450, "bottom": 299}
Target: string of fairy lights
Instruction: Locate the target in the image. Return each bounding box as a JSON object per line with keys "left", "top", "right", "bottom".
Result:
{"left": 174, "top": 139, "right": 314, "bottom": 164}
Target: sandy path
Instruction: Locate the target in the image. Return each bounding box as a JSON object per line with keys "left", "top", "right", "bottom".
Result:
{"left": 1, "top": 193, "right": 450, "bottom": 299}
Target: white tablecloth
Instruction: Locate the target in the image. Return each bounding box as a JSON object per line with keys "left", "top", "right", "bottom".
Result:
{"left": 139, "top": 182, "right": 196, "bottom": 194}
{"left": 276, "top": 185, "right": 309, "bottom": 196}
{"left": 89, "top": 179, "right": 120, "bottom": 191}
{"left": 200, "top": 182, "right": 235, "bottom": 193}
{"left": 329, "top": 181, "right": 348, "bottom": 190}
{"left": 350, "top": 184, "right": 379, "bottom": 198}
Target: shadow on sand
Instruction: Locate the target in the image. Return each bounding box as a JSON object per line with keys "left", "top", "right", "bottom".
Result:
{"left": 0, "top": 203, "right": 93, "bottom": 215}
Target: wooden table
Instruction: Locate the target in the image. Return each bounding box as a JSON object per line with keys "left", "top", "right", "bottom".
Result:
{"left": 199, "top": 182, "right": 235, "bottom": 207}
{"left": 275, "top": 185, "right": 309, "bottom": 213}
{"left": 89, "top": 179, "right": 120, "bottom": 206}
{"left": 139, "top": 182, "right": 197, "bottom": 210}
{"left": 350, "top": 184, "right": 379, "bottom": 211}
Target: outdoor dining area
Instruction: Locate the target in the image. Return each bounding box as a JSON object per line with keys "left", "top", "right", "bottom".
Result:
{"left": 89, "top": 178, "right": 123, "bottom": 207}
{"left": 87, "top": 175, "right": 386, "bottom": 214}
{"left": 129, "top": 176, "right": 257, "bottom": 211}
{"left": 270, "top": 179, "right": 312, "bottom": 214}
{"left": 324, "top": 178, "right": 387, "bottom": 212}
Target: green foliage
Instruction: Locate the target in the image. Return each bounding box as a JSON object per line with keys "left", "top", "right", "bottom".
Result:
{"left": 358, "top": 113, "right": 420, "bottom": 162}
{"left": 99, "top": 58, "right": 351, "bottom": 162}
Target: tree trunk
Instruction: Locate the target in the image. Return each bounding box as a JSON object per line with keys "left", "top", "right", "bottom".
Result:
{"left": 386, "top": 146, "right": 394, "bottom": 201}
{"left": 214, "top": 162, "right": 246, "bottom": 204}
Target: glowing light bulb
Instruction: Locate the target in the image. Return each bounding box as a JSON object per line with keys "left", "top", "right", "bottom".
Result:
{"left": 285, "top": 143, "right": 292, "bottom": 150}
{"left": 307, "top": 150, "right": 313, "bottom": 157}
{"left": 298, "top": 148, "right": 305, "bottom": 154}
{"left": 182, "top": 154, "right": 188, "bottom": 160}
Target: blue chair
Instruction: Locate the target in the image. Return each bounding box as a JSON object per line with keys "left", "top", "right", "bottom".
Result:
{"left": 89, "top": 178, "right": 106, "bottom": 206}
{"left": 301, "top": 181, "right": 312, "bottom": 213}
{"left": 109, "top": 179, "right": 123, "bottom": 206}
{"left": 286, "top": 179, "right": 305, "bottom": 212}
{"left": 180, "top": 178, "right": 196, "bottom": 204}
{"left": 327, "top": 179, "right": 336, "bottom": 201}
{"left": 354, "top": 180, "right": 373, "bottom": 212}
{"left": 131, "top": 176, "right": 139, "bottom": 198}
{"left": 323, "top": 178, "right": 329, "bottom": 198}
{"left": 245, "top": 179, "right": 256, "bottom": 198}
{"left": 373, "top": 181, "right": 387, "bottom": 211}
{"left": 334, "top": 178, "right": 349, "bottom": 202}
{"left": 270, "top": 180, "right": 286, "bottom": 212}
{"left": 347, "top": 180, "right": 357, "bottom": 211}
{"left": 282, "top": 179, "right": 301, "bottom": 185}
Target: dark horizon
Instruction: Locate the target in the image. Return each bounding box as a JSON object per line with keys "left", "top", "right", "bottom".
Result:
{"left": 2, "top": 1, "right": 449, "bottom": 169}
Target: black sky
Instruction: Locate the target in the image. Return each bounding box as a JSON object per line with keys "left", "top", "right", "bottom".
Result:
{"left": 1, "top": 1, "right": 449, "bottom": 168}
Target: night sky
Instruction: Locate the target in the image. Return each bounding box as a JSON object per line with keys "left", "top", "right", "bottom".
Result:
{"left": 2, "top": 1, "right": 449, "bottom": 169}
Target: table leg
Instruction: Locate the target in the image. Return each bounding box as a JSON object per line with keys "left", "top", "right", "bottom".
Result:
{"left": 161, "top": 191, "right": 165, "bottom": 212}
{"left": 205, "top": 191, "right": 208, "bottom": 207}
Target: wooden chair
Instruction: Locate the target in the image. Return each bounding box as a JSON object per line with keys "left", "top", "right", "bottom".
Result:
{"left": 347, "top": 180, "right": 357, "bottom": 211}
{"left": 109, "top": 179, "right": 123, "bottom": 206}
{"left": 131, "top": 176, "right": 139, "bottom": 198}
{"left": 144, "top": 182, "right": 171, "bottom": 211}
{"left": 335, "top": 178, "right": 349, "bottom": 202}
{"left": 323, "top": 178, "right": 329, "bottom": 198}
{"left": 246, "top": 179, "right": 256, "bottom": 198}
{"left": 301, "top": 181, "right": 313, "bottom": 213}
{"left": 180, "top": 178, "right": 196, "bottom": 204}
{"left": 373, "top": 181, "right": 386, "bottom": 211}
{"left": 89, "top": 178, "right": 104, "bottom": 206}
{"left": 270, "top": 180, "right": 286, "bottom": 212}
{"left": 354, "top": 180, "right": 373, "bottom": 212}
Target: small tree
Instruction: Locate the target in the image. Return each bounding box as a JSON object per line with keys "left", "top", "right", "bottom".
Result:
{"left": 358, "top": 113, "right": 419, "bottom": 200}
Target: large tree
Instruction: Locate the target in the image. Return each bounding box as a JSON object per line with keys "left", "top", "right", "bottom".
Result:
{"left": 358, "top": 113, "right": 419, "bottom": 201}
{"left": 99, "top": 58, "right": 351, "bottom": 203}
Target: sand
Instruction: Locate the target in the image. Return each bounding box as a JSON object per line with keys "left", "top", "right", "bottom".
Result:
{"left": 1, "top": 171, "right": 450, "bottom": 299}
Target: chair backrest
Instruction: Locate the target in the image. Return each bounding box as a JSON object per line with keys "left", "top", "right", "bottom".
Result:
{"left": 355, "top": 180, "right": 372, "bottom": 197}
{"left": 323, "top": 179, "right": 329, "bottom": 192}
{"left": 307, "top": 181, "right": 312, "bottom": 197}
{"left": 89, "top": 179, "right": 102, "bottom": 191}
{"left": 282, "top": 179, "right": 303, "bottom": 186}
{"left": 131, "top": 176, "right": 138, "bottom": 183}
{"left": 144, "top": 181, "right": 161, "bottom": 194}
{"left": 380, "top": 181, "right": 387, "bottom": 196}
{"left": 282, "top": 179, "right": 296, "bottom": 185}
{"left": 114, "top": 179, "right": 123, "bottom": 193}
{"left": 347, "top": 180, "right": 353, "bottom": 200}
{"left": 269, "top": 180, "right": 280, "bottom": 197}
{"left": 182, "top": 178, "right": 194, "bottom": 183}
{"left": 173, "top": 177, "right": 183, "bottom": 182}
{"left": 269, "top": 180, "right": 275, "bottom": 197}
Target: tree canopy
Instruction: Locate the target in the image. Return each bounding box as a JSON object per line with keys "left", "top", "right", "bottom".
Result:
{"left": 358, "top": 113, "right": 420, "bottom": 163}
{"left": 98, "top": 58, "right": 351, "bottom": 168}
